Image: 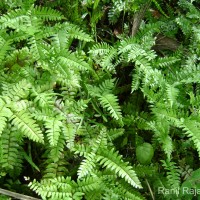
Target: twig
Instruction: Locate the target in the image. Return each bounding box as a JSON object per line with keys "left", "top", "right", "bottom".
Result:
{"left": 0, "top": 188, "right": 41, "bottom": 200}
{"left": 145, "top": 178, "right": 155, "bottom": 200}
{"left": 131, "top": 0, "right": 152, "bottom": 37}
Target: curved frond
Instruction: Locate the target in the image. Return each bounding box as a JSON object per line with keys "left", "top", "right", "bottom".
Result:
{"left": 97, "top": 148, "right": 142, "bottom": 189}
{"left": 10, "top": 111, "right": 44, "bottom": 143}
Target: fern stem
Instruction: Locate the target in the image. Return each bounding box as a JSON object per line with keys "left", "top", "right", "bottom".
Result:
{"left": 145, "top": 178, "right": 155, "bottom": 200}
{"left": 0, "top": 188, "right": 41, "bottom": 200}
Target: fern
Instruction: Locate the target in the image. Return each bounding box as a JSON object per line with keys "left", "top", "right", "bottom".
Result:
{"left": 10, "top": 111, "right": 44, "bottom": 143}
{"left": 87, "top": 79, "right": 122, "bottom": 122}
{"left": 0, "top": 0, "right": 200, "bottom": 199}
{"left": 97, "top": 148, "right": 142, "bottom": 188}
{"left": 32, "top": 6, "right": 64, "bottom": 21}
{"left": 44, "top": 118, "right": 63, "bottom": 147}
{"left": 0, "top": 127, "right": 23, "bottom": 173}
{"left": 161, "top": 159, "right": 181, "bottom": 189}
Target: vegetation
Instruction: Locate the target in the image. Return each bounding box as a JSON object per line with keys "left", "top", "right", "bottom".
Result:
{"left": 0, "top": 0, "right": 200, "bottom": 199}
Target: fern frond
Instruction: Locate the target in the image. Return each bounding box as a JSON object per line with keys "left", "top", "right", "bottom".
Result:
{"left": 131, "top": 70, "right": 141, "bottom": 93}
{"left": 89, "top": 42, "right": 111, "bottom": 56}
{"left": 63, "top": 123, "right": 76, "bottom": 150}
{"left": 2, "top": 79, "right": 31, "bottom": 100}
{"left": 107, "top": 128, "right": 124, "bottom": 141}
{"left": 30, "top": 84, "right": 55, "bottom": 108}
{"left": 51, "top": 31, "right": 69, "bottom": 53}
{"left": 43, "top": 159, "right": 68, "bottom": 179}
{"left": 156, "top": 56, "right": 180, "bottom": 68}
{"left": 152, "top": 0, "right": 168, "bottom": 18}
{"left": 99, "top": 79, "right": 115, "bottom": 94}
{"left": 118, "top": 37, "right": 138, "bottom": 54}
{"left": 166, "top": 84, "right": 179, "bottom": 108}
{"left": 161, "top": 159, "right": 181, "bottom": 188}
{"left": 10, "top": 111, "right": 44, "bottom": 143}
{"left": 0, "top": 37, "right": 12, "bottom": 63}
{"left": 180, "top": 118, "right": 200, "bottom": 156}
{"left": 0, "top": 98, "right": 12, "bottom": 135}
{"left": 49, "top": 131, "right": 66, "bottom": 162}
{"left": 44, "top": 118, "right": 63, "bottom": 147}
{"left": 65, "top": 22, "right": 93, "bottom": 42}
{"left": 101, "top": 48, "right": 118, "bottom": 73}
{"left": 78, "top": 153, "right": 96, "bottom": 179}
{"left": 99, "top": 94, "right": 122, "bottom": 121}
{"left": 97, "top": 148, "right": 142, "bottom": 188}
{"left": 76, "top": 176, "right": 102, "bottom": 193}
{"left": 0, "top": 8, "right": 27, "bottom": 29}
{"left": 92, "top": 128, "right": 108, "bottom": 152}
{"left": 108, "top": 0, "right": 126, "bottom": 24}
{"left": 73, "top": 144, "right": 92, "bottom": 157}
{"left": 132, "top": 165, "right": 157, "bottom": 178}
{"left": 149, "top": 121, "right": 173, "bottom": 159}
{"left": 32, "top": 6, "right": 64, "bottom": 21}
{"left": 29, "top": 177, "right": 79, "bottom": 200}
{"left": 27, "top": 36, "right": 43, "bottom": 60}
{"left": 58, "top": 51, "right": 91, "bottom": 72}
{"left": 0, "top": 128, "right": 23, "bottom": 172}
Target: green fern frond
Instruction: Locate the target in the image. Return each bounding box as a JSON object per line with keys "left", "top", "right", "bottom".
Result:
{"left": 51, "top": 31, "right": 70, "bottom": 53}
{"left": 69, "top": 99, "right": 89, "bottom": 114}
{"left": 0, "top": 8, "right": 27, "bottom": 29}
{"left": 0, "top": 127, "right": 23, "bottom": 172}
{"left": 132, "top": 165, "right": 157, "bottom": 178}
{"left": 108, "top": 0, "right": 126, "bottom": 24}
{"left": 161, "top": 159, "right": 181, "bottom": 188}
{"left": 30, "top": 84, "right": 55, "bottom": 108}
{"left": 118, "top": 38, "right": 138, "bottom": 54}
{"left": 76, "top": 176, "right": 102, "bottom": 193}
{"left": 27, "top": 36, "right": 43, "bottom": 60}
{"left": 180, "top": 118, "right": 200, "bottom": 156}
{"left": 151, "top": 106, "right": 180, "bottom": 126}
{"left": 92, "top": 128, "right": 108, "bottom": 152}
{"left": 166, "top": 84, "right": 179, "bottom": 108}
{"left": 101, "top": 48, "right": 118, "bottom": 73}
{"left": 10, "top": 110, "right": 44, "bottom": 143}
{"left": 89, "top": 42, "right": 112, "bottom": 56}
{"left": 29, "top": 177, "right": 79, "bottom": 200}
{"left": 131, "top": 70, "right": 141, "bottom": 93}
{"left": 107, "top": 128, "right": 124, "bottom": 141}
{"left": 45, "top": 118, "right": 63, "bottom": 147}
{"left": 59, "top": 51, "right": 91, "bottom": 72}
{"left": 2, "top": 79, "right": 31, "bottom": 100}
{"left": 115, "top": 180, "right": 145, "bottom": 200}
{"left": 0, "top": 37, "right": 12, "bottom": 63}
{"left": 48, "top": 131, "right": 66, "bottom": 162}
{"left": 87, "top": 79, "right": 122, "bottom": 121}
{"left": 78, "top": 153, "right": 96, "bottom": 179}
{"left": 65, "top": 22, "right": 93, "bottom": 42}
{"left": 11, "top": 99, "right": 32, "bottom": 112}
{"left": 156, "top": 56, "right": 180, "bottom": 68}
{"left": 99, "top": 79, "right": 115, "bottom": 94}
{"left": 99, "top": 94, "right": 122, "bottom": 121}
{"left": 43, "top": 159, "right": 68, "bottom": 179}
{"left": 73, "top": 144, "right": 92, "bottom": 157}
{"left": 63, "top": 123, "right": 76, "bottom": 150}
{"left": 149, "top": 121, "right": 173, "bottom": 159}
{"left": 0, "top": 98, "right": 12, "bottom": 135}
{"left": 32, "top": 6, "right": 64, "bottom": 21}
{"left": 97, "top": 148, "right": 142, "bottom": 188}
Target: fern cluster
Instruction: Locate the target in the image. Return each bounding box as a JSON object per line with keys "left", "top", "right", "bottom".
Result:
{"left": 0, "top": 0, "right": 200, "bottom": 199}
